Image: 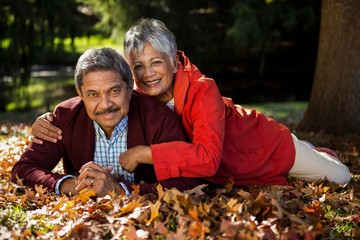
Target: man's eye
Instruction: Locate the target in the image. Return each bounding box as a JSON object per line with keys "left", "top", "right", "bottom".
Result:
{"left": 87, "top": 92, "right": 98, "bottom": 98}
{"left": 111, "top": 89, "right": 120, "bottom": 94}
{"left": 109, "top": 88, "right": 123, "bottom": 96}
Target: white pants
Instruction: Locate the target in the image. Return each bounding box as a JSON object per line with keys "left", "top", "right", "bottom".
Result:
{"left": 289, "top": 134, "right": 351, "bottom": 184}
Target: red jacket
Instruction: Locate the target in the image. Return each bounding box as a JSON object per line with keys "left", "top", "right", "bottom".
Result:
{"left": 150, "top": 51, "right": 295, "bottom": 186}
{"left": 11, "top": 91, "right": 203, "bottom": 194}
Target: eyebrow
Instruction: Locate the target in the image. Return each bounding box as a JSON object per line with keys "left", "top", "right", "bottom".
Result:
{"left": 84, "top": 84, "right": 124, "bottom": 94}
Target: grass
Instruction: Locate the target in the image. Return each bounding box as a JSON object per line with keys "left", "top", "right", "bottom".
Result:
{"left": 244, "top": 101, "right": 307, "bottom": 124}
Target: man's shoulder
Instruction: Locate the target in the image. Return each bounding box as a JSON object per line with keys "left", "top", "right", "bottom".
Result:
{"left": 131, "top": 91, "right": 166, "bottom": 110}
{"left": 130, "top": 91, "right": 177, "bottom": 119}
{"left": 52, "top": 96, "right": 88, "bottom": 126}
{"left": 55, "top": 96, "right": 83, "bottom": 110}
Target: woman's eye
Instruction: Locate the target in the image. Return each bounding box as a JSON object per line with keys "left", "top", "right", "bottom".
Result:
{"left": 133, "top": 65, "right": 143, "bottom": 71}
{"left": 153, "top": 60, "right": 162, "bottom": 65}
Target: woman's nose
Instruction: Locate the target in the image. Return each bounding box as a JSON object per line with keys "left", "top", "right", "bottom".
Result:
{"left": 144, "top": 65, "right": 155, "bottom": 78}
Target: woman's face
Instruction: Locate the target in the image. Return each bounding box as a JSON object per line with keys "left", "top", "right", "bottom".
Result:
{"left": 128, "top": 44, "right": 178, "bottom": 103}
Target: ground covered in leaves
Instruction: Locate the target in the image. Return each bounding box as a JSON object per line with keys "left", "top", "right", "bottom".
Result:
{"left": 0, "top": 123, "right": 359, "bottom": 239}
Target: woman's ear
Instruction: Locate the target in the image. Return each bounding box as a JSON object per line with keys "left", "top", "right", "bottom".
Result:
{"left": 173, "top": 55, "right": 179, "bottom": 73}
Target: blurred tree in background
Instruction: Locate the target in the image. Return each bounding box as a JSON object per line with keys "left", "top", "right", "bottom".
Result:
{"left": 1, "top": 0, "right": 319, "bottom": 111}
{"left": 297, "top": 0, "right": 360, "bottom": 136}
{"left": 0, "top": 0, "right": 98, "bottom": 111}
{"left": 76, "top": 0, "right": 320, "bottom": 103}
{"left": 79, "top": 0, "right": 319, "bottom": 74}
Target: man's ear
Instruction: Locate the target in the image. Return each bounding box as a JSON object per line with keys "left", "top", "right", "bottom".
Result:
{"left": 76, "top": 87, "right": 83, "bottom": 99}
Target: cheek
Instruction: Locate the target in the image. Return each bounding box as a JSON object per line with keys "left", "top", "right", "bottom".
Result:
{"left": 132, "top": 70, "right": 143, "bottom": 81}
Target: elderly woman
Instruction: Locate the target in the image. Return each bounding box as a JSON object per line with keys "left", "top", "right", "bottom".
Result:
{"left": 31, "top": 18, "right": 351, "bottom": 186}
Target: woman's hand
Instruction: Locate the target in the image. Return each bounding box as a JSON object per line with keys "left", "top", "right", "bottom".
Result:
{"left": 31, "top": 112, "right": 62, "bottom": 144}
{"left": 75, "top": 162, "right": 124, "bottom": 196}
{"left": 119, "top": 145, "right": 153, "bottom": 172}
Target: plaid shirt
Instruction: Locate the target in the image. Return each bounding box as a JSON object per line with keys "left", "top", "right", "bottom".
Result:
{"left": 93, "top": 115, "right": 134, "bottom": 182}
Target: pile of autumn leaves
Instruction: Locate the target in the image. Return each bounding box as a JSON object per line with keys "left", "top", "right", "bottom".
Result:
{"left": 0, "top": 124, "right": 359, "bottom": 239}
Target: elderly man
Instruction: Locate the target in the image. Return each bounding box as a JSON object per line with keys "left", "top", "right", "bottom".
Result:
{"left": 11, "top": 47, "right": 203, "bottom": 196}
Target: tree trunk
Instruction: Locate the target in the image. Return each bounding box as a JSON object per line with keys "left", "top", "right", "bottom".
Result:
{"left": 296, "top": 0, "right": 360, "bottom": 136}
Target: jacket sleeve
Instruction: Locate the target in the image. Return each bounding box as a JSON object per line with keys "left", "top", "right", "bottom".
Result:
{"left": 11, "top": 98, "right": 84, "bottom": 191}
{"left": 151, "top": 79, "right": 226, "bottom": 180}
{"left": 11, "top": 139, "right": 65, "bottom": 191}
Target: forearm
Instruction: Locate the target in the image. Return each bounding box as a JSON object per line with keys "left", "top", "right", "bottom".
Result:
{"left": 151, "top": 141, "right": 223, "bottom": 180}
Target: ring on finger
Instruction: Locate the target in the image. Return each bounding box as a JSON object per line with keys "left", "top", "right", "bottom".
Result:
{"left": 89, "top": 178, "right": 94, "bottom": 184}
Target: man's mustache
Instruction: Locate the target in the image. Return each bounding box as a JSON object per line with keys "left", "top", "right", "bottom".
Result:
{"left": 94, "top": 107, "right": 120, "bottom": 115}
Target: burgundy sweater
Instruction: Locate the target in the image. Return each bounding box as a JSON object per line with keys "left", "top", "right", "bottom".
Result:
{"left": 11, "top": 91, "right": 203, "bottom": 195}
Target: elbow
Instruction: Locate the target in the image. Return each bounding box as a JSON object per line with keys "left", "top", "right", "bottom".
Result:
{"left": 204, "top": 163, "right": 219, "bottom": 177}
{"left": 10, "top": 168, "right": 20, "bottom": 184}
{"left": 199, "top": 153, "right": 221, "bottom": 177}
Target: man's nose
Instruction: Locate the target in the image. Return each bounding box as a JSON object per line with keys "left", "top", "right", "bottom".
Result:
{"left": 99, "top": 93, "right": 112, "bottom": 108}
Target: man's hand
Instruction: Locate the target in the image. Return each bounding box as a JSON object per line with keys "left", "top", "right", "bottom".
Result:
{"left": 31, "top": 112, "right": 62, "bottom": 144}
{"left": 59, "top": 177, "right": 79, "bottom": 196}
{"left": 119, "top": 145, "right": 153, "bottom": 172}
{"left": 75, "top": 162, "right": 124, "bottom": 196}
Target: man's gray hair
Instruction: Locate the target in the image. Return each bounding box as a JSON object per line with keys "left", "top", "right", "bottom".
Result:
{"left": 74, "top": 47, "right": 133, "bottom": 89}
{"left": 123, "top": 18, "right": 177, "bottom": 67}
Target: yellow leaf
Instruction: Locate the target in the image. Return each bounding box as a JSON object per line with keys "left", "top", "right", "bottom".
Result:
{"left": 52, "top": 196, "right": 66, "bottom": 212}
{"left": 156, "top": 184, "right": 165, "bottom": 200}
{"left": 120, "top": 200, "right": 142, "bottom": 214}
{"left": 226, "top": 198, "right": 238, "bottom": 210}
{"left": 131, "top": 183, "right": 140, "bottom": 196}
{"left": 76, "top": 188, "right": 96, "bottom": 203}
{"left": 145, "top": 200, "right": 161, "bottom": 223}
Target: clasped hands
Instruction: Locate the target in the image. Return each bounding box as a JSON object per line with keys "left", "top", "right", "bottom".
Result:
{"left": 60, "top": 162, "right": 125, "bottom": 197}
{"left": 60, "top": 145, "right": 151, "bottom": 197}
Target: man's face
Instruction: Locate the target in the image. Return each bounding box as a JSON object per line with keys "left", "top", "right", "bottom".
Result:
{"left": 77, "top": 70, "right": 132, "bottom": 138}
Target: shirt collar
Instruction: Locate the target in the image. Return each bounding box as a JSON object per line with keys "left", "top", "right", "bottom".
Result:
{"left": 166, "top": 98, "right": 175, "bottom": 111}
{"left": 94, "top": 115, "right": 128, "bottom": 140}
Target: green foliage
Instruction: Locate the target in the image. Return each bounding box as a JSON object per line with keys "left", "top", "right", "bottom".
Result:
{"left": 0, "top": 206, "right": 27, "bottom": 229}
{"left": 0, "top": 0, "right": 101, "bottom": 111}
{"left": 323, "top": 205, "right": 358, "bottom": 238}
{"left": 227, "top": 0, "right": 318, "bottom": 76}
{"left": 1, "top": 0, "right": 321, "bottom": 112}
{"left": 76, "top": 0, "right": 127, "bottom": 41}
{"left": 227, "top": 0, "right": 318, "bottom": 51}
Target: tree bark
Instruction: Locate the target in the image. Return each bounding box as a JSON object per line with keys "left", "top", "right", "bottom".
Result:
{"left": 296, "top": 0, "right": 360, "bottom": 136}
